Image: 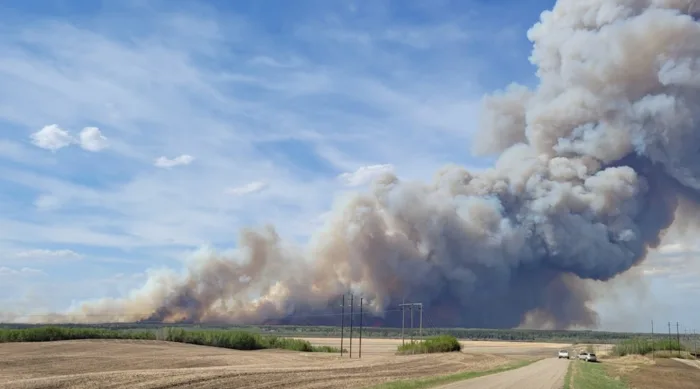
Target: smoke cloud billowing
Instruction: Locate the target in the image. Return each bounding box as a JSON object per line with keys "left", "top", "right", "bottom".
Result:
{"left": 15, "top": 0, "right": 700, "bottom": 329}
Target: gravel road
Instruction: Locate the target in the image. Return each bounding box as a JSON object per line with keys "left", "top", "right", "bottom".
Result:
{"left": 435, "top": 358, "right": 570, "bottom": 389}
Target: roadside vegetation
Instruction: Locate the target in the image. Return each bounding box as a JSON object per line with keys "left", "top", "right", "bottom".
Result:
{"left": 611, "top": 337, "right": 696, "bottom": 359}
{"left": 562, "top": 359, "right": 573, "bottom": 389}
{"left": 396, "top": 335, "right": 461, "bottom": 355}
{"left": 365, "top": 359, "right": 536, "bottom": 389}
{"left": 571, "top": 358, "right": 628, "bottom": 389}
{"left": 0, "top": 326, "right": 340, "bottom": 353}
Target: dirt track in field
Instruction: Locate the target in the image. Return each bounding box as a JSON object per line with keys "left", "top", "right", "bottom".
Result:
{"left": 0, "top": 338, "right": 535, "bottom": 389}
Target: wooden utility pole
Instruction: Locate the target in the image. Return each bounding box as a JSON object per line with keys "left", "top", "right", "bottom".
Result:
{"left": 349, "top": 294, "right": 354, "bottom": 358}
{"left": 651, "top": 320, "right": 654, "bottom": 360}
{"left": 677, "top": 322, "right": 681, "bottom": 357}
{"left": 418, "top": 303, "right": 423, "bottom": 338}
{"left": 340, "top": 295, "right": 345, "bottom": 357}
{"left": 401, "top": 300, "right": 405, "bottom": 346}
{"left": 359, "top": 298, "right": 363, "bottom": 359}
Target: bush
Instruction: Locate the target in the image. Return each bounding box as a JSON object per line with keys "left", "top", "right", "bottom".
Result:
{"left": 0, "top": 326, "right": 339, "bottom": 353}
{"left": 396, "top": 335, "right": 462, "bottom": 355}
{"left": 611, "top": 338, "right": 686, "bottom": 357}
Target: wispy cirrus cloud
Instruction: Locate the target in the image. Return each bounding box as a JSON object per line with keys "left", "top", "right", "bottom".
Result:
{"left": 14, "top": 249, "right": 82, "bottom": 260}
{"left": 225, "top": 181, "right": 268, "bottom": 196}
{"left": 154, "top": 154, "right": 195, "bottom": 168}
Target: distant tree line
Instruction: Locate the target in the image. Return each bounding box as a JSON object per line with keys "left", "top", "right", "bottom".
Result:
{"left": 0, "top": 322, "right": 673, "bottom": 344}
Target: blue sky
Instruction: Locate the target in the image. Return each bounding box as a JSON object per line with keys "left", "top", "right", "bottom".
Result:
{"left": 0, "top": 0, "right": 697, "bottom": 332}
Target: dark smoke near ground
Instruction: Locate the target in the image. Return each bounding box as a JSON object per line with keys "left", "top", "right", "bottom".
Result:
{"left": 15, "top": 0, "right": 700, "bottom": 329}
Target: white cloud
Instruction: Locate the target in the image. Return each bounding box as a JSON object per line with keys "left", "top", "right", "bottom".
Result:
{"left": 30, "top": 124, "right": 73, "bottom": 151}
{"left": 154, "top": 154, "right": 194, "bottom": 168}
{"left": 15, "top": 249, "right": 82, "bottom": 260}
{"left": 225, "top": 181, "right": 268, "bottom": 195}
{"left": 29, "top": 124, "right": 108, "bottom": 153}
{"left": 0, "top": 267, "right": 45, "bottom": 276}
{"left": 34, "top": 194, "right": 62, "bottom": 210}
{"left": 338, "top": 164, "right": 395, "bottom": 187}
{"left": 79, "top": 127, "right": 109, "bottom": 152}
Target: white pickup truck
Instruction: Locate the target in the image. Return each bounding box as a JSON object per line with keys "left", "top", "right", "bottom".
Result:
{"left": 557, "top": 350, "right": 569, "bottom": 359}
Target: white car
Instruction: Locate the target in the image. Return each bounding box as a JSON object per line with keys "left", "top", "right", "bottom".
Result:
{"left": 578, "top": 352, "right": 597, "bottom": 362}
{"left": 558, "top": 350, "right": 569, "bottom": 359}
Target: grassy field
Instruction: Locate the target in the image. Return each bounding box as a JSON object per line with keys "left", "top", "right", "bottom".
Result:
{"left": 610, "top": 337, "right": 697, "bottom": 360}
{"left": 0, "top": 326, "right": 340, "bottom": 353}
{"left": 364, "top": 359, "right": 536, "bottom": 389}
{"left": 571, "top": 360, "right": 628, "bottom": 389}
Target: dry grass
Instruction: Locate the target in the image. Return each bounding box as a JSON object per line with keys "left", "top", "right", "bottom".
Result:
{"left": 0, "top": 338, "right": 529, "bottom": 389}
{"left": 603, "top": 357, "right": 700, "bottom": 389}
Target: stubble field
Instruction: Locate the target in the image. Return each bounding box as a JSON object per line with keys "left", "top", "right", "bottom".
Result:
{"left": 0, "top": 337, "right": 562, "bottom": 389}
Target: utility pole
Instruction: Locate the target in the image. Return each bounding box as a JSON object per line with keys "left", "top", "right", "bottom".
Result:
{"left": 399, "top": 303, "right": 423, "bottom": 345}
{"left": 340, "top": 295, "right": 345, "bottom": 357}
{"left": 669, "top": 322, "right": 672, "bottom": 352}
{"left": 349, "top": 294, "right": 354, "bottom": 358}
{"left": 419, "top": 303, "right": 423, "bottom": 339}
{"left": 651, "top": 320, "right": 655, "bottom": 360}
{"left": 410, "top": 304, "right": 414, "bottom": 344}
{"left": 401, "top": 300, "right": 405, "bottom": 346}
{"left": 694, "top": 329, "right": 697, "bottom": 357}
{"left": 676, "top": 322, "right": 681, "bottom": 357}
{"left": 359, "top": 297, "right": 363, "bottom": 359}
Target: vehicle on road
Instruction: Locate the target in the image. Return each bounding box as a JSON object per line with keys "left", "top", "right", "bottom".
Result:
{"left": 557, "top": 350, "right": 569, "bottom": 359}
{"left": 577, "top": 352, "right": 597, "bottom": 362}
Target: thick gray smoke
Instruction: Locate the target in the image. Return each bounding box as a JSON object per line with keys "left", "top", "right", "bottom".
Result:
{"left": 18, "top": 0, "right": 700, "bottom": 329}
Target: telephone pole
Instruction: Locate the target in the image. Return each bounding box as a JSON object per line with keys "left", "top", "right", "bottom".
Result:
{"left": 676, "top": 322, "right": 681, "bottom": 357}
{"left": 340, "top": 295, "right": 345, "bottom": 357}
{"left": 349, "top": 294, "right": 354, "bottom": 358}
{"left": 668, "top": 322, "right": 672, "bottom": 352}
{"left": 401, "top": 300, "right": 405, "bottom": 346}
{"left": 418, "top": 303, "right": 423, "bottom": 338}
{"left": 410, "top": 305, "right": 414, "bottom": 343}
{"left": 399, "top": 302, "right": 423, "bottom": 345}
{"left": 651, "top": 320, "right": 655, "bottom": 360}
{"left": 359, "top": 297, "right": 363, "bottom": 359}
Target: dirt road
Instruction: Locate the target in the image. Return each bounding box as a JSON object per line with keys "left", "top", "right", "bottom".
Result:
{"left": 435, "top": 358, "right": 569, "bottom": 389}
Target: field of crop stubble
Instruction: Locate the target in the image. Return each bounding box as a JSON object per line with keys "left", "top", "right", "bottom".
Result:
{"left": 0, "top": 337, "right": 565, "bottom": 389}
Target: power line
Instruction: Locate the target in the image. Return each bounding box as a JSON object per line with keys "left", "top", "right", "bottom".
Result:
{"left": 399, "top": 302, "right": 423, "bottom": 346}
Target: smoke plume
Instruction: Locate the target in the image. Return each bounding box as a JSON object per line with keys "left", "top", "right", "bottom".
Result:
{"left": 18, "top": 0, "right": 700, "bottom": 329}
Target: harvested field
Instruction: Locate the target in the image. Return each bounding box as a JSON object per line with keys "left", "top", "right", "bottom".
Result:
{"left": 603, "top": 356, "right": 700, "bottom": 389}
{"left": 0, "top": 338, "right": 518, "bottom": 389}
{"left": 303, "top": 337, "right": 572, "bottom": 358}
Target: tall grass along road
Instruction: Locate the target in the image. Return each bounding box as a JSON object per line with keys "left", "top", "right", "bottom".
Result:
{"left": 434, "top": 358, "right": 569, "bottom": 389}
{"left": 570, "top": 359, "right": 627, "bottom": 389}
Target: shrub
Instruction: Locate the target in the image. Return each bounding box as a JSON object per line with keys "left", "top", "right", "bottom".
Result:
{"left": 396, "top": 335, "right": 461, "bottom": 355}
{"left": 0, "top": 326, "right": 155, "bottom": 342}
{"left": 611, "top": 338, "right": 686, "bottom": 357}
